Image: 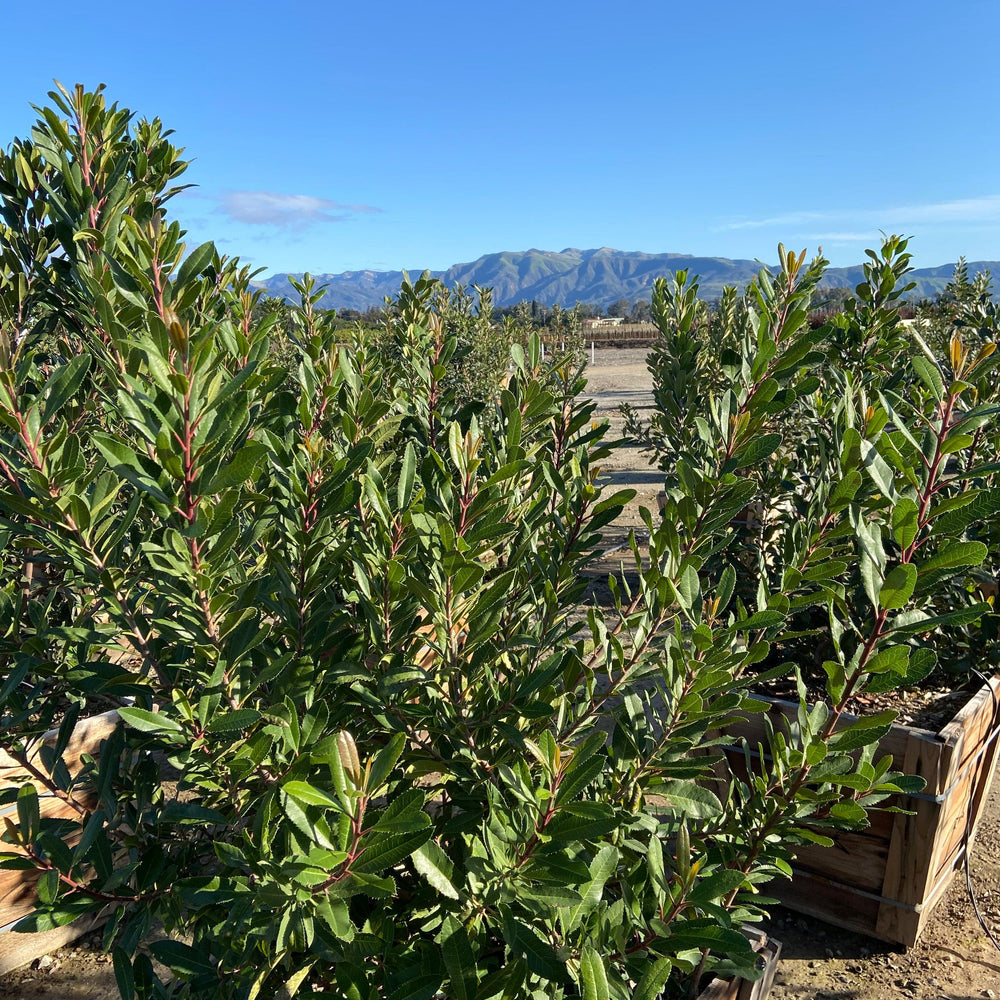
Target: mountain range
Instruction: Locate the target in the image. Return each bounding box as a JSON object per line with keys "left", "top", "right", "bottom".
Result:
{"left": 254, "top": 247, "right": 999, "bottom": 311}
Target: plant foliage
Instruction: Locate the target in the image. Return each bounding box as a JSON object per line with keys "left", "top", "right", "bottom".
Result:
{"left": 1, "top": 86, "right": 996, "bottom": 1000}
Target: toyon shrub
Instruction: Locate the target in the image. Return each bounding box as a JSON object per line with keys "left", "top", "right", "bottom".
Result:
{"left": 1, "top": 85, "right": 997, "bottom": 999}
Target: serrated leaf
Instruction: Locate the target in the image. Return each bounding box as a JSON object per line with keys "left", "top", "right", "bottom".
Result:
{"left": 890, "top": 602, "right": 991, "bottom": 636}
{"left": 633, "top": 958, "right": 673, "bottom": 1000}
{"left": 412, "top": 840, "right": 459, "bottom": 900}
{"left": 439, "top": 916, "right": 476, "bottom": 1000}
{"left": 656, "top": 780, "right": 722, "bottom": 818}
{"left": 205, "top": 709, "right": 261, "bottom": 733}
{"left": 207, "top": 442, "right": 267, "bottom": 492}
{"left": 579, "top": 945, "right": 609, "bottom": 1000}
{"left": 506, "top": 919, "right": 566, "bottom": 981}
{"left": 860, "top": 439, "right": 896, "bottom": 499}
{"left": 918, "top": 541, "right": 988, "bottom": 575}
{"left": 879, "top": 564, "right": 917, "bottom": 610}
{"left": 734, "top": 432, "right": 782, "bottom": 470}
{"left": 149, "top": 940, "right": 215, "bottom": 981}
{"left": 910, "top": 353, "right": 945, "bottom": 400}
{"left": 118, "top": 707, "right": 184, "bottom": 735}
{"left": 282, "top": 781, "right": 341, "bottom": 809}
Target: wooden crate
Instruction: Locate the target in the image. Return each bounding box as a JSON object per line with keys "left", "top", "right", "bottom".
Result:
{"left": 719, "top": 673, "right": 1000, "bottom": 946}
{"left": 0, "top": 710, "right": 118, "bottom": 975}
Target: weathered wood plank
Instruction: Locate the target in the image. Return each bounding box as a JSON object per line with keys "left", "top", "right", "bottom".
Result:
{"left": 719, "top": 674, "right": 1000, "bottom": 945}
{"left": 0, "top": 710, "right": 119, "bottom": 785}
{"left": 0, "top": 913, "right": 103, "bottom": 977}
{"left": 0, "top": 711, "right": 118, "bottom": 973}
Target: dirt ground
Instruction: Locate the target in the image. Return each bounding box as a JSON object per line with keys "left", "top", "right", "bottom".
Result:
{"left": 2, "top": 348, "right": 999, "bottom": 999}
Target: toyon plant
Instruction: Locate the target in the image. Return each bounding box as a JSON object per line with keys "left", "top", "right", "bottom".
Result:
{"left": 0, "top": 85, "right": 996, "bottom": 1000}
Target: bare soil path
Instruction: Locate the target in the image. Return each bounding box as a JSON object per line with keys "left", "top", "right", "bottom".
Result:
{"left": 2, "top": 348, "right": 999, "bottom": 999}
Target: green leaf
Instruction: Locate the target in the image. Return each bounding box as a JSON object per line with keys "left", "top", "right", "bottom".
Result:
{"left": 891, "top": 498, "right": 919, "bottom": 550}
{"left": 351, "top": 827, "right": 432, "bottom": 874}
{"left": 40, "top": 354, "right": 92, "bottom": 423}
{"left": 732, "top": 610, "right": 784, "bottom": 631}
{"left": 890, "top": 602, "right": 991, "bottom": 637}
{"left": 112, "top": 949, "right": 135, "bottom": 1000}
{"left": 544, "top": 802, "right": 617, "bottom": 841}
{"left": 118, "top": 707, "right": 184, "bottom": 735}
{"left": 655, "top": 780, "right": 722, "bottom": 819}
{"left": 632, "top": 958, "right": 673, "bottom": 1000}
{"left": 733, "top": 432, "right": 782, "bottom": 470}
{"left": 412, "top": 840, "right": 459, "bottom": 900}
{"left": 687, "top": 868, "right": 747, "bottom": 905}
{"left": 579, "top": 945, "right": 610, "bottom": 1000}
{"left": 934, "top": 488, "right": 1000, "bottom": 535}
{"left": 677, "top": 562, "right": 700, "bottom": 609}
{"left": 176, "top": 241, "right": 217, "bottom": 286}
{"left": 160, "top": 802, "right": 226, "bottom": 825}
{"left": 879, "top": 564, "right": 917, "bottom": 610}
{"left": 868, "top": 647, "right": 937, "bottom": 694}
{"left": 860, "top": 440, "right": 896, "bottom": 498}
{"left": 205, "top": 709, "right": 261, "bottom": 733}
{"left": 828, "top": 711, "right": 897, "bottom": 752}
{"left": 282, "top": 781, "right": 341, "bottom": 810}
{"left": 439, "top": 916, "right": 477, "bottom": 1000}
{"left": 918, "top": 541, "right": 989, "bottom": 576}
{"left": 397, "top": 442, "right": 417, "bottom": 511}
{"left": 866, "top": 644, "right": 909, "bottom": 676}
{"left": 716, "top": 564, "right": 737, "bottom": 611}
{"left": 571, "top": 846, "right": 618, "bottom": 925}
{"left": 506, "top": 919, "right": 567, "bottom": 982}
{"left": 149, "top": 940, "right": 215, "bottom": 981}
{"left": 207, "top": 441, "right": 267, "bottom": 492}
{"left": 36, "top": 868, "right": 59, "bottom": 905}
{"left": 910, "top": 353, "right": 945, "bottom": 400}
{"left": 386, "top": 974, "right": 443, "bottom": 1000}
{"left": 92, "top": 434, "right": 173, "bottom": 504}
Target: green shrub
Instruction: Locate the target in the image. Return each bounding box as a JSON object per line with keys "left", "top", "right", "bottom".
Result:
{"left": 1, "top": 86, "right": 994, "bottom": 1000}
{"left": 629, "top": 242, "right": 1000, "bottom": 688}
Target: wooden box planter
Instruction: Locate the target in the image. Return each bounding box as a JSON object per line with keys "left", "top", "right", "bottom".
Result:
{"left": 0, "top": 710, "right": 118, "bottom": 975}
{"left": 720, "top": 673, "right": 1000, "bottom": 947}
{"left": 696, "top": 927, "right": 782, "bottom": 1000}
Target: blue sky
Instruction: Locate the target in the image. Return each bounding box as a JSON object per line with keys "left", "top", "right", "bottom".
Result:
{"left": 2, "top": 0, "right": 999, "bottom": 276}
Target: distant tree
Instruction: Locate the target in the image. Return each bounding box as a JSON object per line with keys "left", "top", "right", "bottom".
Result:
{"left": 628, "top": 299, "right": 652, "bottom": 323}
{"left": 607, "top": 297, "right": 631, "bottom": 318}
{"left": 814, "top": 286, "right": 853, "bottom": 311}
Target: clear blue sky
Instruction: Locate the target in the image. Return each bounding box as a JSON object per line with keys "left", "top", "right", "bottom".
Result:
{"left": 3, "top": 0, "right": 999, "bottom": 276}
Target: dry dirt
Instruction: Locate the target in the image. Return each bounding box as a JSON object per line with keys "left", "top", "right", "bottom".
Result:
{"left": 2, "top": 349, "right": 999, "bottom": 1000}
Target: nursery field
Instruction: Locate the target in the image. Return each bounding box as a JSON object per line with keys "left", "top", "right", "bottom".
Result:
{"left": 3, "top": 347, "right": 998, "bottom": 999}
{"left": 582, "top": 350, "right": 1000, "bottom": 1000}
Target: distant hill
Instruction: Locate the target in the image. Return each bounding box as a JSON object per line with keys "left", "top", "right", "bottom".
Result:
{"left": 254, "top": 248, "right": 1000, "bottom": 311}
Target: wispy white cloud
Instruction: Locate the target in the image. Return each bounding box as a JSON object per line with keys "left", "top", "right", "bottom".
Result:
{"left": 881, "top": 195, "right": 1000, "bottom": 225}
{"left": 218, "top": 191, "right": 381, "bottom": 229}
{"left": 724, "top": 211, "right": 826, "bottom": 231}
{"left": 805, "top": 232, "right": 877, "bottom": 242}
{"left": 719, "top": 195, "right": 1000, "bottom": 233}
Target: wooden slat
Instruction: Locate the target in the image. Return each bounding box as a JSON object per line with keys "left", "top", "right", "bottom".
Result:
{"left": 875, "top": 730, "right": 946, "bottom": 941}
{"left": 0, "top": 797, "right": 94, "bottom": 928}
{"left": 770, "top": 867, "right": 882, "bottom": 937}
{"left": 791, "top": 830, "right": 890, "bottom": 892}
{"left": 717, "top": 674, "right": 1000, "bottom": 945}
{"left": 0, "top": 913, "right": 103, "bottom": 977}
{"left": 0, "top": 711, "right": 118, "bottom": 974}
{"left": 0, "top": 711, "right": 119, "bottom": 785}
